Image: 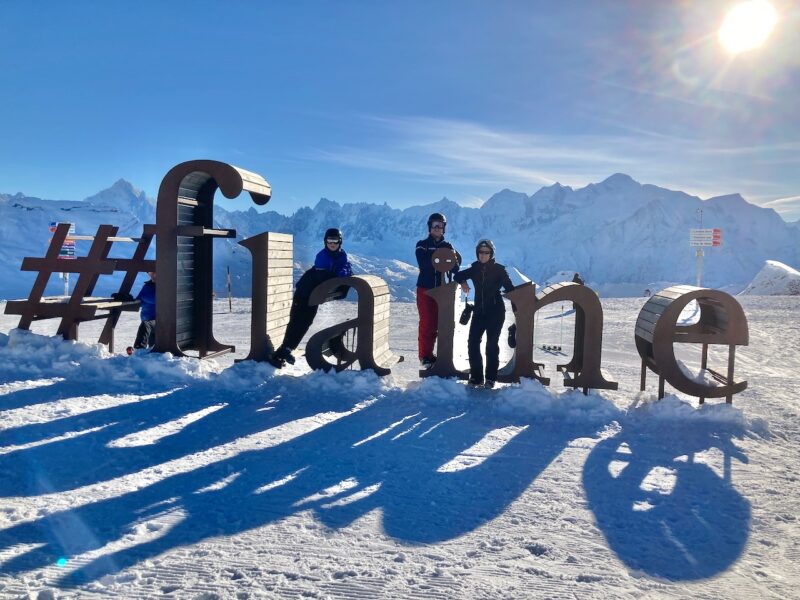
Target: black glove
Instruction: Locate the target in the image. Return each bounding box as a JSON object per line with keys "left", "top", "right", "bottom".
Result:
{"left": 507, "top": 323, "right": 517, "bottom": 348}
{"left": 459, "top": 303, "right": 474, "bottom": 325}
{"left": 111, "top": 292, "right": 134, "bottom": 302}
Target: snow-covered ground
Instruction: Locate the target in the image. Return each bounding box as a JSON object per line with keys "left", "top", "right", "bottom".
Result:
{"left": 740, "top": 260, "right": 800, "bottom": 296}
{"left": 0, "top": 296, "right": 797, "bottom": 599}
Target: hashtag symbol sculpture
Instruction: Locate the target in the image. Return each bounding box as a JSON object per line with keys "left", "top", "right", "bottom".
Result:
{"left": 5, "top": 223, "right": 153, "bottom": 350}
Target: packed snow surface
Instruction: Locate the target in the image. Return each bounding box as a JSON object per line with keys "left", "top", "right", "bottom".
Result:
{"left": 0, "top": 296, "right": 797, "bottom": 599}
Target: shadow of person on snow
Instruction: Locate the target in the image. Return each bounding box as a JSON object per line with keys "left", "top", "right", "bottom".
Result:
{"left": 0, "top": 382, "right": 615, "bottom": 587}
{"left": 0, "top": 364, "right": 381, "bottom": 498}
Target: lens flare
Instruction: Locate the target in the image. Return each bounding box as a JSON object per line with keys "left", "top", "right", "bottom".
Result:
{"left": 719, "top": 0, "right": 778, "bottom": 54}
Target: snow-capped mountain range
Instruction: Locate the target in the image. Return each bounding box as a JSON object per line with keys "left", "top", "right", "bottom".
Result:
{"left": 1, "top": 174, "right": 799, "bottom": 301}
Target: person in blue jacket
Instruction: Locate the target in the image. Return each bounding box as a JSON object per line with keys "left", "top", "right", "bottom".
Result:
{"left": 270, "top": 228, "right": 353, "bottom": 367}
{"left": 133, "top": 271, "right": 156, "bottom": 350}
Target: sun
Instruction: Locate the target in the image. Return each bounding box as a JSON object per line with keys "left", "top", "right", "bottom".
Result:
{"left": 718, "top": 0, "right": 778, "bottom": 54}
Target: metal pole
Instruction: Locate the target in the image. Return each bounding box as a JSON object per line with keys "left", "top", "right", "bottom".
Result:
{"left": 227, "top": 266, "right": 232, "bottom": 312}
{"left": 696, "top": 248, "right": 704, "bottom": 287}
{"left": 695, "top": 208, "right": 704, "bottom": 287}
{"left": 64, "top": 272, "right": 69, "bottom": 297}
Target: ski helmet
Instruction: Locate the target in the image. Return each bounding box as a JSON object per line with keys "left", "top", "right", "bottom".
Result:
{"left": 324, "top": 227, "right": 343, "bottom": 245}
{"left": 475, "top": 239, "right": 495, "bottom": 259}
{"left": 427, "top": 212, "right": 447, "bottom": 232}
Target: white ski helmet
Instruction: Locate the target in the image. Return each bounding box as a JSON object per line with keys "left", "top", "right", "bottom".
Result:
{"left": 475, "top": 239, "right": 496, "bottom": 259}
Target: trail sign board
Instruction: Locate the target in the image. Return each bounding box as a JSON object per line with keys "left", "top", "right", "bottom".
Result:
{"left": 50, "top": 223, "right": 77, "bottom": 259}
{"left": 59, "top": 241, "right": 76, "bottom": 259}
{"left": 50, "top": 222, "right": 75, "bottom": 235}
{"left": 689, "top": 228, "right": 722, "bottom": 247}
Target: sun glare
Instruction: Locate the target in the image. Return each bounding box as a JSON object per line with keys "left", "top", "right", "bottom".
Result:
{"left": 719, "top": 0, "right": 778, "bottom": 54}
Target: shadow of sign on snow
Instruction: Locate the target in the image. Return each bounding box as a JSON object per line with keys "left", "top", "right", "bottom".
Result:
{"left": 582, "top": 401, "right": 752, "bottom": 580}
{"left": 0, "top": 374, "right": 616, "bottom": 586}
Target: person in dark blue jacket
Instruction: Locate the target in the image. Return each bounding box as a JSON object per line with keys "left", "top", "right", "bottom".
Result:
{"left": 415, "top": 212, "right": 459, "bottom": 367}
{"left": 270, "top": 228, "right": 353, "bottom": 367}
{"left": 133, "top": 271, "right": 156, "bottom": 350}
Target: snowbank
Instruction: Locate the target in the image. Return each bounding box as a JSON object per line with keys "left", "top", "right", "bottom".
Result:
{"left": 739, "top": 260, "right": 800, "bottom": 295}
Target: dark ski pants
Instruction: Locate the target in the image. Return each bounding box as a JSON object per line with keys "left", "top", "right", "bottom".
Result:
{"left": 467, "top": 309, "right": 505, "bottom": 383}
{"left": 279, "top": 268, "right": 337, "bottom": 352}
{"left": 281, "top": 297, "right": 320, "bottom": 351}
{"left": 133, "top": 319, "right": 155, "bottom": 349}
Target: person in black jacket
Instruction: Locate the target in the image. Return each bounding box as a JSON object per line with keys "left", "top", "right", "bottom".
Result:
{"left": 454, "top": 239, "right": 514, "bottom": 388}
{"left": 415, "top": 212, "right": 459, "bottom": 368}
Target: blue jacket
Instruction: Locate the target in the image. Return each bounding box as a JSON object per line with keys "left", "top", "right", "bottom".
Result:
{"left": 295, "top": 247, "right": 353, "bottom": 300}
{"left": 314, "top": 247, "right": 352, "bottom": 277}
{"left": 415, "top": 236, "right": 459, "bottom": 289}
{"left": 136, "top": 280, "right": 156, "bottom": 321}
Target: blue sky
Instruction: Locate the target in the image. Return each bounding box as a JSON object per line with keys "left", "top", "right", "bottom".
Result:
{"left": 1, "top": 1, "right": 799, "bottom": 220}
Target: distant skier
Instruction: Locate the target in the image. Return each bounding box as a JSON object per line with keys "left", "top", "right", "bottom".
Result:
{"left": 415, "top": 212, "right": 460, "bottom": 368}
{"left": 130, "top": 271, "right": 156, "bottom": 352}
{"left": 270, "top": 228, "right": 352, "bottom": 368}
{"left": 454, "top": 239, "right": 514, "bottom": 389}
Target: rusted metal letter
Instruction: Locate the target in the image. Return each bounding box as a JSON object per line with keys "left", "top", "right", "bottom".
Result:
{"left": 499, "top": 282, "right": 618, "bottom": 392}
{"left": 497, "top": 282, "right": 548, "bottom": 384}
{"left": 238, "top": 232, "right": 293, "bottom": 362}
{"left": 419, "top": 247, "right": 468, "bottom": 379}
{"left": 635, "top": 285, "right": 748, "bottom": 402}
{"left": 153, "top": 160, "right": 271, "bottom": 358}
{"left": 305, "top": 275, "right": 402, "bottom": 375}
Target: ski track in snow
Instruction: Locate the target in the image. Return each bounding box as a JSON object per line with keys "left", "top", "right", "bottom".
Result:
{"left": 0, "top": 296, "right": 796, "bottom": 599}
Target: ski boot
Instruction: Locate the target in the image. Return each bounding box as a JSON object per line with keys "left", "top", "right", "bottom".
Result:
{"left": 420, "top": 355, "right": 437, "bottom": 369}
{"left": 269, "top": 345, "right": 296, "bottom": 368}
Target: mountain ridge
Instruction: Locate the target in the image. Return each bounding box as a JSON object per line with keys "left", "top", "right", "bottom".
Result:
{"left": 1, "top": 174, "right": 798, "bottom": 301}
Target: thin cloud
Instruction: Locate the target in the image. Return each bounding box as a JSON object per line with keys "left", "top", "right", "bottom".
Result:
{"left": 307, "top": 115, "right": 799, "bottom": 214}
{"left": 762, "top": 195, "right": 800, "bottom": 207}
{"left": 310, "top": 116, "right": 643, "bottom": 191}
{"left": 699, "top": 142, "right": 800, "bottom": 157}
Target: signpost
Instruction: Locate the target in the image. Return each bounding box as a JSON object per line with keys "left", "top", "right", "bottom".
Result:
{"left": 689, "top": 227, "right": 722, "bottom": 286}
{"left": 50, "top": 222, "right": 76, "bottom": 295}
{"left": 689, "top": 228, "right": 722, "bottom": 247}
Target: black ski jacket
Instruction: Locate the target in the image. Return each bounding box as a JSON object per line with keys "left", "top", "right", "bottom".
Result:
{"left": 415, "top": 235, "right": 459, "bottom": 289}
{"left": 454, "top": 259, "right": 514, "bottom": 315}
